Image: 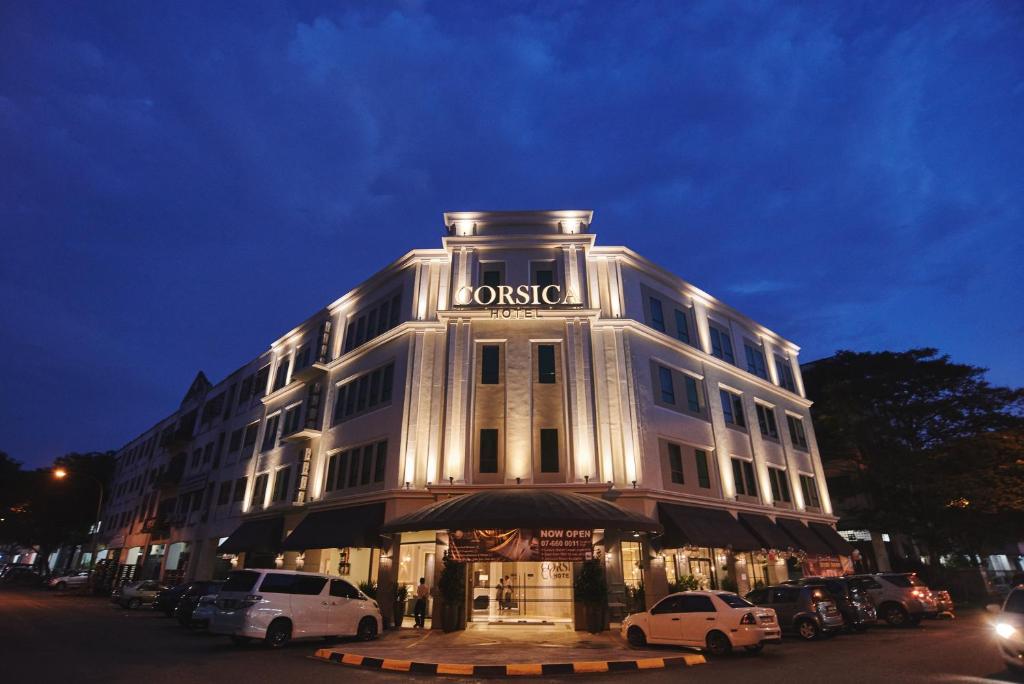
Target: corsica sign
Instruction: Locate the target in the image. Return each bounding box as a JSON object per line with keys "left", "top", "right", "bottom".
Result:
{"left": 454, "top": 284, "right": 580, "bottom": 319}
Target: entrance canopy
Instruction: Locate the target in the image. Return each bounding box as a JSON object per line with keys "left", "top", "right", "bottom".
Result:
{"left": 738, "top": 513, "right": 796, "bottom": 551}
{"left": 281, "top": 503, "right": 385, "bottom": 551}
{"left": 657, "top": 503, "right": 761, "bottom": 551}
{"left": 218, "top": 517, "right": 283, "bottom": 555}
{"left": 808, "top": 522, "right": 855, "bottom": 556}
{"left": 776, "top": 517, "right": 833, "bottom": 556}
{"left": 380, "top": 490, "right": 661, "bottom": 533}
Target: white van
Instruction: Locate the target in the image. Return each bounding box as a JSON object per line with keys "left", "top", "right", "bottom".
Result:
{"left": 209, "top": 569, "right": 382, "bottom": 647}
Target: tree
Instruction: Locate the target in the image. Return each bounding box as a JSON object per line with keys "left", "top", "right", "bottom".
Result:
{"left": 803, "top": 349, "right": 1024, "bottom": 563}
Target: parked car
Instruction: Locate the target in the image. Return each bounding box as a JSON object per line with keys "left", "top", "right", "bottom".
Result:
{"left": 175, "top": 581, "right": 224, "bottom": 628}
{"left": 47, "top": 570, "right": 91, "bottom": 591}
{"left": 153, "top": 584, "right": 190, "bottom": 616}
{"left": 210, "top": 569, "right": 383, "bottom": 648}
{"left": 847, "top": 573, "right": 937, "bottom": 627}
{"left": 929, "top": 589, "right": 955, "bottom": 619}
{"left": 189, "top": 591, "right": 222, "bottom": 629}
{"left": 111, "top": 580, "right": 166, "bottom": 609}
{"left": 786, "top": 577, "right": 877, "bottom": 631}
{"left": 988, "top": 585, "right": 1024, "bottom": 673}
{"left": 621, "top": 591, "right": 780, "bottom": 655}
{"left": 0, "top": 564, "right": 43, "bottom": 585}
{"left": 745, "top": 584, "right": 844, "bottom": 640}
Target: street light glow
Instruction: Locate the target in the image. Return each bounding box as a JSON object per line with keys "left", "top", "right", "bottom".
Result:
{"left": 53, "top": 468, "right": 68, "bottom": 479}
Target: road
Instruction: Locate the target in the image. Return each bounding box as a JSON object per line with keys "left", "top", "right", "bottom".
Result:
{"left": 0, "top": 586, "right": 1020, "bottom": 683}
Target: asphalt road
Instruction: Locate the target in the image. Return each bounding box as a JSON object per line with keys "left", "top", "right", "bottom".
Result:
{"left": 0, "top": 586, "right": 1020, "bottom": 683}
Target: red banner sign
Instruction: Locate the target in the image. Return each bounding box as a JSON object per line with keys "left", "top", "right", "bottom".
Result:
{"left": 449, "top": 528, "right": 594, "bottom": 562}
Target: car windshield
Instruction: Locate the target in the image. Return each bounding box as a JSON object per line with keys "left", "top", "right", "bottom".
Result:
{"left": 1006, "top": 590, "right": 1024, "bottom": 614}
{"left": 716, "top": 593, "right": 753, "bottom": 608}
{"left": 221, "top": 571, "right": 260, "bottom": 593}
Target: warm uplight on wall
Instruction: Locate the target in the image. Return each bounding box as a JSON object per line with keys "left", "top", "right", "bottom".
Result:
{"left": 561, "top": 219, "right": 582, "bottom": 234}
{"left": 455, "top": 220, "right": 475, "bottom": 236}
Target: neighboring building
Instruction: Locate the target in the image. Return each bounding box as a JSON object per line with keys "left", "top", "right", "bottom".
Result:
{"left": 95, "top": 210, "right": 851, "bottom": 628}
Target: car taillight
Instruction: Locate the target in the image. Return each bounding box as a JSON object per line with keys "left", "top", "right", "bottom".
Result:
{"left": 911, "top": 589, "right": 928, "bottom": 598}
{"left": 241, "top": 594, "right": 263, "bottom": 607}
{"left": 740, "top": 612, "right": 756, "bottom": 625}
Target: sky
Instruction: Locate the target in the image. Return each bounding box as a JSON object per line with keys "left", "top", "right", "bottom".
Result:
{"left": 1, "top": 1, "right": 1022, "bottom": 468}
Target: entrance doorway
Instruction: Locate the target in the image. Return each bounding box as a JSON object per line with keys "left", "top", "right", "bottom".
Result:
{"left": 470, "top": 561, "right": 573, "bottom": 624}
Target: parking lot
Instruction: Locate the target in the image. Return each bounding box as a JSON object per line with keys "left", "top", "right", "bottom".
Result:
{"left": 0, "top": 586, "right": 1019, "bottom": 683}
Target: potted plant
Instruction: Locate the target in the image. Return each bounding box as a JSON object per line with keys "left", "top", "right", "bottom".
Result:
{"left": 438, "top": 554, "right": 466, "bottom": 632}
{"left": 393, "top": 582, "right": 409, "bottom": 629}
{"left": 574, "top": 559, "right": 608, "bottom": 633}
{"left": 358, "top": 581, "right": 378, "bottom": 600}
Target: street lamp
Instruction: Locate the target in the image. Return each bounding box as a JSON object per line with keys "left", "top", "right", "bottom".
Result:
{"left": 52, "top": 466, "right": 105, "bottom": 569}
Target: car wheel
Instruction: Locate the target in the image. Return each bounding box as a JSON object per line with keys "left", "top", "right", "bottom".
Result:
{"left": 265, "top": 619, "right": 292, "bottom": 648}
{"left": 626, "top": 626, "right": 647, "bottom": 647}
{"left": 357, "top": 617, "right": 378, "bottom": 641}
{"left": 796, "top": 619, "right": 820, "bottom": 641}
{"left": 881, "top": 604, "right": 908, "bottom": 627}
{"left": 55, "top": 582, "right": 67, "bottom": 591}
{"left": 127, "top": 598, "right": 141, "bottom": 610}
{"left": 744, "top": 644, "right": 764, "bottom": 654}
{"left": 230, "top": 635, "right": 252, "bottom": 646}
{"left": 705, "top": 631, "right": 732, "bottom": 656}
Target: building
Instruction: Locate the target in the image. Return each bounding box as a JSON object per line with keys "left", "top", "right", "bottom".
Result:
{"left": 95, "top": 210, "right": 852, "bottom": 628}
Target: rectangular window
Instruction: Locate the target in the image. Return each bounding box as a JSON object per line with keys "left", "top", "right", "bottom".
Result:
{"left": 531, "top": 262, "right": 556, "bottom": 287}
{"left": 479, "top": 428, "right": 499, "bottom": 473}
{"left": 228, "top": 428, "right": 243, "bottom": 453}
{"left": 282, "top": 404, "right": 302, "bottom": 436}
{"left": 337, "top": 450, "right": 350, "bottom": 489}
{"left": 667, "top": 443, "right": 684, "bottom": 484}
{"left": 368, "top": 369, "right": 381, "bottom": 405}
{"left": 344, "top": 380, "right": 357, "bottom": 416}
{"left": 787, "top": 415, "right": 809, "bottom": 449}
{"left": 481, "top": 264, "right": 503, "bottom": 287}
{"left": 273, "top": 357, "right": 290, "bottom": 391}
{"left": 768, "top": 468, "right": 791, "bottom": 503}
{"left": 238, "top": 375, "right": 253, "bottom": 405}
{"left": 674, "top": 309, "right": 690, "bottom": 344}
{"left": 720, "top": 389, "right": 746, "bottom": 428}
{"left": 659, "top": 365, "right": 675, "bottom": 404}
{"left": 253, "top": 365, "right": 270, "bottom": 399}
{"left": 348, "top": 449, "right": 360, "bottom": 488}
{"left": 695, "top": 449, "right": 711, "bottom": 488}
{"left": 360, "top": 444, "right": 374, "bottom": 485}
{"left": 800, "top": 474, "right": 821, "bottom": 508}
{"left": 744, "top": 342, "right": 768, "bottom": 379}
{"left": 381, "top": 364, "right": 394, "bottom": 402}
{"left": 481, "top": 345, "right": 500, "bottom": 384}
{"left": 250, "top": 473, "right": 269, "bottom": 508}
{"left": 709, "top": 325, "right": 735, "bottom": 364}
{"left": 272, "top": 467, "right": 291, "bottom": 503}
{"left": 325, "top": 453, "right": 339, "bottom": 492}
{"left": 333, "top": 384, "right": 348, "bottom": 422}
{"left": 355, "top": 316, "right": 366, "bottom": 347}
{"left": 540, "top": 429, "right": 559, "bottom": 473}
{"left": 537, "top": 345, "right": 556, "bottom": 384}
{"left": 755, "top": 403, "right": 779, "bottom": 439}
{"left": 732, "top": 458, "right": 757, "bottom": 497}
{"left": 684, "top": 376, "right": 701, "bottom": 413}
{"left": 775, "top": 355, "right": 796, "bottom": 392}
{"left": 374, "top": 441, "right": 387, "bottom": 483}
{"left": 242, "top": 422, "right": 259, "bottom": 458}
{"left": 355, "top": 375, "right": 369, "bottom": 412}
{"left": 261, "top": 414, "right": 280, "bottom": 451}
{"left": 217, "top": 482, "right": 231, "bottom": 506}
{"left": 649, "top": 297, "right": 666, "bottom": 332}
{"left": 377, "top": 300, "right": 390, "bottom": 336}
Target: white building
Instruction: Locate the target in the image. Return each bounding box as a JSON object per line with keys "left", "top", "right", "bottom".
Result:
{"left": 96, "top": 210, "right": 851, "bottom": 628}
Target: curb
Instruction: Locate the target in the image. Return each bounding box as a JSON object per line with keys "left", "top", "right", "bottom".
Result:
{"left": 312, "top": 648, "right": 706, "bottom": 677}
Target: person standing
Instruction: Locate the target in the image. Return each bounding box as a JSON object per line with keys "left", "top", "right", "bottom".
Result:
{"left": 414, "top": 577, "right": 429, "bottom": 628}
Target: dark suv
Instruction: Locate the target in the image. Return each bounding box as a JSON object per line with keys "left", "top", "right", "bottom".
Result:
{"left": 787, "top": 577, "right": 876, "bottom": 631}
{"left": 174, "top": 581, "right": 224, "bottom": 627}
{"left": 746, "top": 584, "right": 845, "bottom": 640}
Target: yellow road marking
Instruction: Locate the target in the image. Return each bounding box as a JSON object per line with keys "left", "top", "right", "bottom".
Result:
{"left": 506, "top": 663, "right": 543, "bottom": 676}
{"left": 636, "top": 658, "right": 666, "bottom": 669}
{"left": 341, "top": 653, "right": 364, "bottom": 666}
{"left": 436, "top": 663, "right": 476, "bottom": 675}
{"left": 573, "top": 661, "right": 609, "bottom": 673}
{"left": 381, "top": 659, "right": 412, "bottom": 671}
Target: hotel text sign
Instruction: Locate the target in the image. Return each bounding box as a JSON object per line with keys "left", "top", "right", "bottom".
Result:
{"left": 454, "top": 284, "right": 580, "bottom": 319}
{"left": 449, "top": 528, "right": 594, "bottom": 562}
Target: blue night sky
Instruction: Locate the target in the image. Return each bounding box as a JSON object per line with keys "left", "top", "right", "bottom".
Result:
{"left": 1, "top": 1, "right": 1022, "bottom": 467}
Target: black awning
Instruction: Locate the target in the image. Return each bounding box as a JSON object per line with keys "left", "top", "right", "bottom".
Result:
{"left": 657, "top": 503, "right": 761, "bottom": 551}
{"left": 809, "top": 522, "right": 855, "bottom": 556}
{"left": 218, "top": 517, "right": 283, "bottom": 555}
{"left": 281, "top": 503, "right": 385, "bottom": 551}
{"left": 380, "top": 489, "right": 661, "bottom": 533}
{"left": 738, "top": 513, "right": 797, "bottom": 550}
{"left": 776, "top": 517, "right": 833, "bottom": 556}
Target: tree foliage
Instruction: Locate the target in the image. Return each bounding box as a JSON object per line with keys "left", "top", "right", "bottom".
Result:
{"left": 803, "top": 349, "right": 1024, "bottom": 559}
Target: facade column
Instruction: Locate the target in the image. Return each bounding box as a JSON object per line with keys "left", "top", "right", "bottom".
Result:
{"left": 642, "top": 541, "right": 669, "bottom": 609}
{"left": 375, "top": 537, "right": 398, "bottom": 628}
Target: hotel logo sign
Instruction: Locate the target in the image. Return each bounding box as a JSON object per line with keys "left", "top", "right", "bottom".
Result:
{"left": 454, "top": 284, "right": 581, "bottom": 319}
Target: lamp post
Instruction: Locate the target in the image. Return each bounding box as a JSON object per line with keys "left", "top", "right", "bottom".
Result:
{"left": 53, "top": 467, "right": 105, "bottom": 569}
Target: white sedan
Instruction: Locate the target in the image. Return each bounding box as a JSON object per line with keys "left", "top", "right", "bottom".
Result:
{"left": 622, "top": 590, "right": 781, "bottom": 656}
{"left": 47, "top": 571, "right": 91, "bottom": 591}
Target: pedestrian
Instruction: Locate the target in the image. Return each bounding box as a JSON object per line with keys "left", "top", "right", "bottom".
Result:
{"left": 502, "top": 575, "right": 513, "bottom": 611}
{"left": 414, "top": 577, "right": 429, "bottom": 628}
{"left": 495, "top": 576, "right": 505, "bottom": 612}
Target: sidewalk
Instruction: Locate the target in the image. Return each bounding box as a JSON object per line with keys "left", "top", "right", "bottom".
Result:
{"left": 313, "top": 623, "right": 706, "bottom": 676}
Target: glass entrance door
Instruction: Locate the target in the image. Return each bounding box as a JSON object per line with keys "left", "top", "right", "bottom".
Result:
{"left": 470, "top": 561, "right": 573, "bottom": 624}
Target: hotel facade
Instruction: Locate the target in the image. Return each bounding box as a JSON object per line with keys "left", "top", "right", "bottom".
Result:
{"left": 95, "top": 210, "right": 852, "bottom": 628}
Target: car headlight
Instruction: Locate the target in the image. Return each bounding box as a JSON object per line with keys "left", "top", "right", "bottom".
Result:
{"left": 995, "top": 622, "right": 1017, "bottom": 639}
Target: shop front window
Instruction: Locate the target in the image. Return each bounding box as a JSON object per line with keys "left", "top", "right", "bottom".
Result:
{"left": 397, "top": 532, "right": 436, "bottom": 620}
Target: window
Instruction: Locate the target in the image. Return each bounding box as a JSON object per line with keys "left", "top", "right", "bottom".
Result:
{"left": 481, "top": 345, "right": 500, "bottom": 384}
{"left": 674, "top": 309, "right": 690, "bottom": 344}
{"left": 232, "top": 477, "right": 247, "bottom": 503}
{"left": 800, "top": 474, "right": 821, "bottom": 509}
{"left": 250, "top": 473, "right": 269, "bottom": 508}
{"left": 342, "top": 291, "right": 403, "bottom": 354}
{"left": 658, "top": 365, "right": 675, "bottom": 404}
{"left": 217, "top": 482, "right": 231, "bottom": 506}
{"left": 479, "top": 429, "right": 499, "bottom": 473}
{"left": 293, "top": 345, "right": 310, "bottom": 373}
{"left": 695, "top": 449, "right": 711, "bottom": 488}
{"left": 368, "top": 369, "right": 381, "bottom": 405}
{"left": 374, "top": 441, "right": 387, "bottom": 483}
{"left": 336, "top": 451, "right": 350, "bottom": 489}
{"left": 259, "top": 573, "right": 295, "bottom": 594}
{"left": 684, "top": 376, "right": 702, "bottom": 413}
{"left": 223, "top": 570, "right": 260, "bottom": 592}
{"left": 540, "top": 429, "right": 559, "bottom": 473}
{"left": 261, "top": 414, "right": 280, "bottom": 451}
{"left": 481, "top": 263, "right": 504, "bottom": 287}
{"left": 775, "top": 355, "right": 796, "bottom": 392}
{"left": 755, "top": 403, "right": 779, "bottom": 439}
{"left": 238, "top": 375, "right": 253, "bottom": 405}
{"left": 768, "top": 467, "right": 791, "bottom": 503}
{"left": 720, "top": 389, "right": 746, "bottom": 428}
{"left": 348, "top": 449, "right": 360, "bottom": 487}
{"left": 381, "top": 365, "right": 394, "bottom": 402}
{"left": 356, "top": 375, "right": 369, "bottom": 412}
{"left": 202, "top": 442, "right": 213, "bottom": 463}
{"left": 651, "top": 595, "right": 685, "bottom": 614}
{"left": 709, "top": 325, "right": 735, "bottom": 364}
{"left": 537, "top": 345, "right": 556, "bottom": 383}
{"left": 787, "top": 415, "right": 809, "bottom": 449}
{"left": 191, "top": 449, "right": 201, "bottom": 468}
{"left": 325, "top": 453, "right": 340, "bottom": 491}
{"left": 326, "top": 441, "right": 387, "bottom": 491}
{"left": 360, "top": 444, "right": 374, "bottom": 485}
{"left": 272, "top": 466, "right": 291, "bottom": 503}
{"left": 291, "top": 575, "right": 327, "bottom": 595}
{"left": 744, "top": 342, "right": 768, "bottom": 379}
{"left": 228, "top": 428, "right": 243, "bottom": 453}
{"left": 241, "top": 422, "right": 259, "bottom": 459}
{"left": 531, "top": 262, "right": 556, "bottom": 287}
{"left": 667, "top": 443, "right": 684, "bottom": 484}
{"left": 732, "top": 457, "right": 758, "bottom": 497}
{"left": 649, "top": 297, "right": 666, "bottom": 332}
{"left": 334, "top": 362, "right": 395, "bottom": 424}
{"left": 679, "top": 595, "right": 716, "bottom": 613}
{"left": 253, "top": 365, "right": 270, "bottom": 399}
{"left": 330, "top": 579, "right": 361, "bottom": 599}
{"left": 282, "top": 404, "right": 302, "bottom": 436}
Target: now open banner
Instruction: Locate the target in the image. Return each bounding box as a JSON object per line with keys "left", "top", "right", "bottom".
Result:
{"left": 449, "top": 528, "right": 595, "bottom": 562}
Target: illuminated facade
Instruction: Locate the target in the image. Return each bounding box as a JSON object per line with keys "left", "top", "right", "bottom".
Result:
{"left": 96, "top": 210, "right": 850, "bottom": 627}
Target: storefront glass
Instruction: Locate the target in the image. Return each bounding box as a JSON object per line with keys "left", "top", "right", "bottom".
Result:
{"left": 469, "top": 561, "right": 573, "bottom": 623}
{"left": 398, "top": 531, "right": 436, "bottom": 618}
